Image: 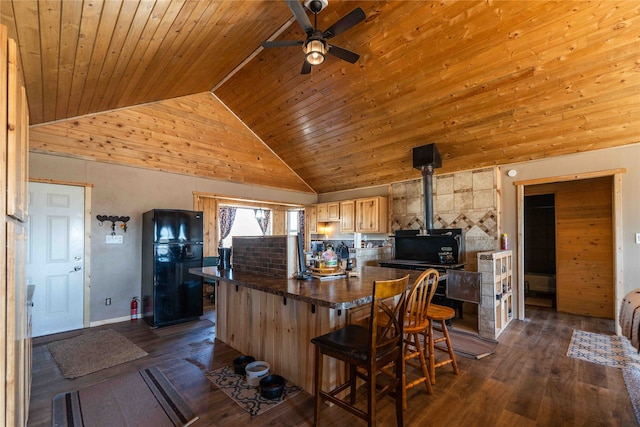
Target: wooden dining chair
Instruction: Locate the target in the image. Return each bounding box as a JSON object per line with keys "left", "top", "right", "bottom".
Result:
{"left": 391, "top": 268, "right": 439, "bottom": 410}
{"left": 311, "top": 274, "right": 410, "bottom": 427}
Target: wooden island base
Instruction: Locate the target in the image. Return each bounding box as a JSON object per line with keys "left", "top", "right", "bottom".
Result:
{"left": 216, "top": 283, "right": 346, "bottom": 394}
{"left": 190, "top": 266, "right": 421, "bottom": 394}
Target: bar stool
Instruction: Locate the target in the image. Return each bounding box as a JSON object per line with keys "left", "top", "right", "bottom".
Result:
{"left": 311, "top": 274, "right": 410, "bottom": 427}
{"left": 424, "top": 302, "right": 459, "bottom": 384}
{"left": 396, "top": 268, "right": 439, "bottom": 409}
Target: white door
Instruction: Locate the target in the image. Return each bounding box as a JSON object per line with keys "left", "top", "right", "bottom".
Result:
{"left": 27, "top": 182, "right": 85, "bottom": 337}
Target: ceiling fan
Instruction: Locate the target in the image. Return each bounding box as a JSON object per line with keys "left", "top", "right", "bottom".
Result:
{"left": 261, "top": 0, "right": 366, "bottom": 74}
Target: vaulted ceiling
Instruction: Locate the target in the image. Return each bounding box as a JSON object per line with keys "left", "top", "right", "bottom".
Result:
{"left": 2, "top": 1, "right": 639, "bottom": 194}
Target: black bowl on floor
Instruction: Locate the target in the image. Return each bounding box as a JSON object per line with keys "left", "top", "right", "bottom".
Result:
{"left": 232, "top": 355, "right": 255, "bottom": 375}
{"left": 259, "top": 375, "right": 285, "bottom": 400}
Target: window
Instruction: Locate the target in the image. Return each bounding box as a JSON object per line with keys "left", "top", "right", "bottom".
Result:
{"left": 220, "top": 207, "right": 269, "bottom": 247}
{"left": 287, "top": 210, "right": 300, "bottom": 235}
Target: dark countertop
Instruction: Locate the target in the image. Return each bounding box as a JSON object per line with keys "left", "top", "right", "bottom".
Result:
{"left": 189, "top": 265, "right": 441, "bottom": 310}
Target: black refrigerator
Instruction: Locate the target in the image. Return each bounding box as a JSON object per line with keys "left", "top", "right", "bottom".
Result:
{"left": 142, "top": 209, "right": 204, "bottom": 327}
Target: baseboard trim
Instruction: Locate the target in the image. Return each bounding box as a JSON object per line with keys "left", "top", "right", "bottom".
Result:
{"left": 89, "top": 315, "right": 133, "bottom": 327}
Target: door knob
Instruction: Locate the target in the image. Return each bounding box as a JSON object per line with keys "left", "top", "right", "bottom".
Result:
{"left": 69, "top": 266, "right": 82, "bottom": 273}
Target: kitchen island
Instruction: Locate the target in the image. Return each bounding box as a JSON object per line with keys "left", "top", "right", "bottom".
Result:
{"left": 189, "top": 265, "right": 425, "bottom": 394}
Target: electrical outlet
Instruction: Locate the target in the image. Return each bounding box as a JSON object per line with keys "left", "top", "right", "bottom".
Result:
{"left": 636, "top": 233, "right": 640, "bottom": 245}
{"left": 106, "top": 298, "right": 111, "bottom": 306}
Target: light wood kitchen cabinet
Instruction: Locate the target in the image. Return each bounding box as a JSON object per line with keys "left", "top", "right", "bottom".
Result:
{"left": 340, "top": 200, "right": 355, "bottom": 232}
{"left": 477, "top": 250, "right": 513, "bottom": 340}
{"left": 306, "top": 205, "right": 317, "bottom": 234}
{"left": 316, "top": 202, "right": 340, "bottom": 222}
{"left": 317, "top": 202, "right": 340, "bottom": 222}
{"left": 355, "top": 196, "right": 388, "bottom": 233}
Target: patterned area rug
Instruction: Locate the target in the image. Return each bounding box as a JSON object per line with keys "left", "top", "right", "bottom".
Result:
{"left": 53, "top": 366, "right": 198, "bottom": 427}
{"left": 206, "top": 366, "right": 302, "bottom": 416}
{"left": 566, "top": 329, "right": 640, "bottom": 368}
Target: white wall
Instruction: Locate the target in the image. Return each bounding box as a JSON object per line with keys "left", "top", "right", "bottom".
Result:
{"left": 498, "top": 143, "right": 640, "bottom": 322}
{"left": 29, "top": 153, "right": 316, "bottom": 324}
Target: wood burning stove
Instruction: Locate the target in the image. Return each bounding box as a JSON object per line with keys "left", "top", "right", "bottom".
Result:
{"left": 378, "top": 229, "right": 467, "bottom": 319}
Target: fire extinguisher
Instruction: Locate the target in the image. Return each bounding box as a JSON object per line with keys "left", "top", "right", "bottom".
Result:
{"left": 131, "top": 297, "right": 139, "bottom": 321}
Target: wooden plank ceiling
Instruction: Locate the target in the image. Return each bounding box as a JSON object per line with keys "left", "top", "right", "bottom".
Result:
{"left": 2, "top": 1, "right": 639, "bottom": 194}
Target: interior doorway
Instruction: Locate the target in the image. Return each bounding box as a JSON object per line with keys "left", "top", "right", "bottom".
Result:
{"left": 524, "top": 194, "right": 556, "bottom": 309}
{"left": 521, "top": 176, "right": 615, "bottom": 319}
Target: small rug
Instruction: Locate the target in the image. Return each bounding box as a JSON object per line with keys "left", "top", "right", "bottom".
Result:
{"left": 153, "top": 318, "right": 215, "bottom": 338}
{"left": 48, "top": 329, "right": 148, "bottom": 378}
{"left": 566, "top": 329, "right": 640, "bottom": 368}
{"left": 447, "top": 328, "right": 499, "bottom": 359}
{"left": 206, "top": 366, "right": 302, "bottom": 416}
{"left": 53, "top": 366, "right": 198, "bottom": 427}
{"left": 623, "top": 364, "right": 640, "bottom": 425}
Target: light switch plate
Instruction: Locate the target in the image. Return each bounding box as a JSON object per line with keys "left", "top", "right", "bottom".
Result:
{"left": 636, "top": 233, "right": 640, "bottom": 245}
{"left": 106, "top": 235, "right": 123, "bottom": 244}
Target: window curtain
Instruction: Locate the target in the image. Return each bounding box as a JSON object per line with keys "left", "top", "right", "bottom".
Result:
{"left": 298, "top": 210, "right": 305, "bottom": 242}
{"left": 219, "top": 206, "right": 237, "bottom": 246}
{"left": 255, "top": 209, "right": 271, "bottom": 236}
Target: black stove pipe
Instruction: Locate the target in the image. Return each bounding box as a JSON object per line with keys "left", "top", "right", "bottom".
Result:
{"left": 412, "top": 143, "right": 441, "bottom": 235}
{"left": 421, "top": 165, "right": 435, "bottom": 233}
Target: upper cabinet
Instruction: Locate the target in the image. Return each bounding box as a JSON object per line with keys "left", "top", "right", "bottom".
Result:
{"left": 317, "top": 202, "right": 340, "bottom": 222}
{"left": 310, "top": 197, "right": 388, "bottom": 235}
{"left": 356, "top": 197, "right": 387, "bottom": 233}
{"left": 306, "top": 205, "right": 317, "bottom": 234}
{"left": 340, "top": 201, "right": 355, "bottom": 233}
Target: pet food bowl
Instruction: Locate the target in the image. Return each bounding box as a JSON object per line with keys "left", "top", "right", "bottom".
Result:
{"left": 245, "top": 361, "right": 270, "bottom": 387}
{"left": 232, "top": 355, "right": 255, "bottom": 375}
{"left": 259, "top": 374, "right": 285, "bottom": 400}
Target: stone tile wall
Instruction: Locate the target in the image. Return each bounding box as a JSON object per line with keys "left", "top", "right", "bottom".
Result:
{"left": 390, "top": 167, "right": 500, "bottom": 271}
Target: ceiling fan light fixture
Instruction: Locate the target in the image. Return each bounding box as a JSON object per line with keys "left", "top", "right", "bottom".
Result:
{"left": 304, "top": 39, "right": 326, "bottom": 65}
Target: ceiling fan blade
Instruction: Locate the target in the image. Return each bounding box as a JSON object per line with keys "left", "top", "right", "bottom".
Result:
{"left": 286, "top": 0, "right": 313, "bottom": 35}
{"left": 323, "top": 7, "right": 366, "bottom": 39}
{"left": 327, "top": 44, "right": 360, "bottom": 64}
{"left": 301, "top": 60, "right": 312, "bottom": 74}
{"left": 261, "top": 40, "right": 304, "bottom": 48}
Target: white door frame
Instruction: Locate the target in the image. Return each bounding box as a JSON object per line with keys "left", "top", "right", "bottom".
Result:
{"left": 514, "top": 169, "right": 625, "bottom": 332}
{"left": 29, "top": 178, "right": 92, "bottom": 329}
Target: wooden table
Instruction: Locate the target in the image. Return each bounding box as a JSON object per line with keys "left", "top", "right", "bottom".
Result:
{"left": 189, "top": 265, "right": 423, "bottom": 394}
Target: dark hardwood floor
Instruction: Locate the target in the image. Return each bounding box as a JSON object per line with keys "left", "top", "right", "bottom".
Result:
{"left": 27, "top": 301, "right": 637, "bottom": 426}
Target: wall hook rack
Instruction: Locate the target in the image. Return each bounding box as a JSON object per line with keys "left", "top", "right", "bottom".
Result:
{"left": 97, "top": 215, "right": 130, "bottom": 235}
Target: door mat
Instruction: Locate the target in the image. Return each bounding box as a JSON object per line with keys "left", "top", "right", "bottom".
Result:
{"left": 48, "top": 329, "right": 148, "bottom": 379}
{"left": 53, "top": 366, "right": 198, "bottom": 427}
{"left": 153, "top": 318, "right": 215, "bottom": 338}
{"left": 206, "top": 366, "right": 302, "bottom": 416}
{"left": 566, "top": 329, "right": 640, "bottom": 368}
{"left": 447, "top": 328, "right": 499, "bottom": 359}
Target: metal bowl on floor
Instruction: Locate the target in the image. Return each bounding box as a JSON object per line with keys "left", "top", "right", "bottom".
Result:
{"left": 232, "top": 355, "right": 255, "bottom": 375}
{"left": 259, "top": 374, "right": 285, "bottom": 400}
